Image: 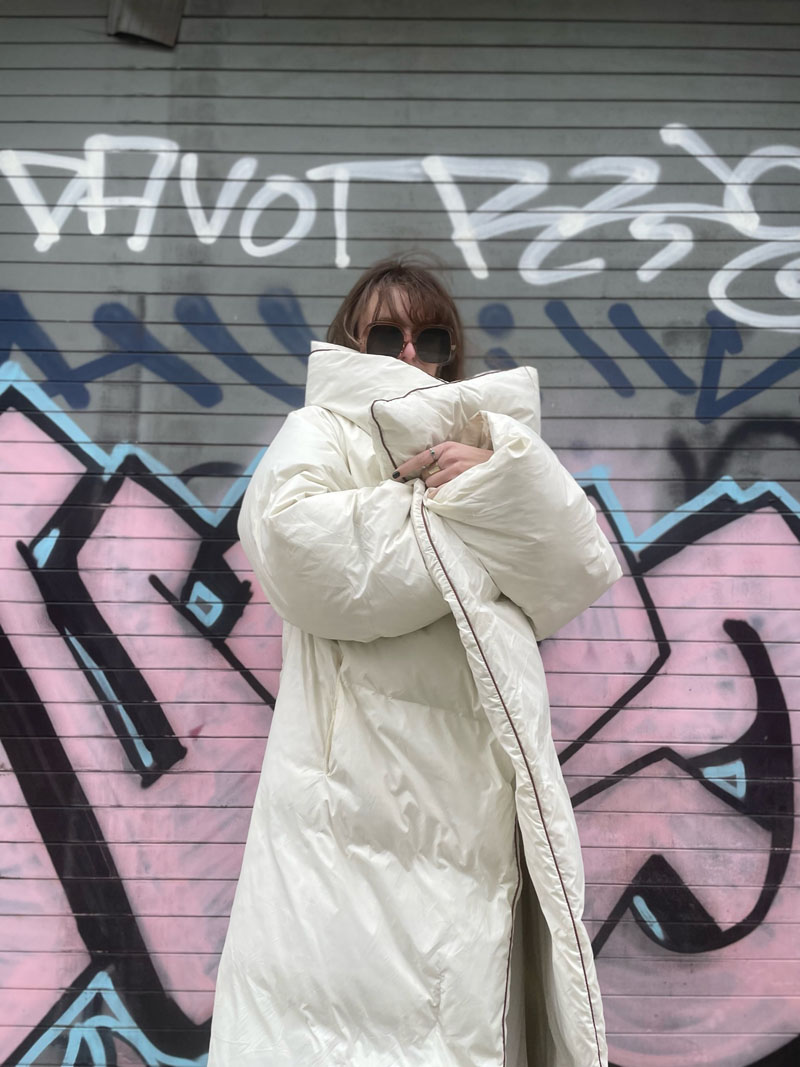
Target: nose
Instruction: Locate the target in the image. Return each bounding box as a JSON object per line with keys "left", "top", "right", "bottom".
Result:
{"left": 397, "top": 336, "right": 417, "bottom": 363}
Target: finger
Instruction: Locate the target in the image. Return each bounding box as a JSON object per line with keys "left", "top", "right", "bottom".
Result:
{"left": 392, "top": 447, "right": 443, "bottom": 482}
{"left": 423, "top": 466, "right": 457, "bottom": 488}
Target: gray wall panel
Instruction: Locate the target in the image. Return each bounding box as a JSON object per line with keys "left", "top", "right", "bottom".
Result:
{"left": 1, "top": 2, "right": 799, "bottom": 1065}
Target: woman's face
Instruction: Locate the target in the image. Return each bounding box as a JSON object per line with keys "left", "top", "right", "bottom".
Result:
{"left": 356, "top": 286, "right": 442, "bottom": 378}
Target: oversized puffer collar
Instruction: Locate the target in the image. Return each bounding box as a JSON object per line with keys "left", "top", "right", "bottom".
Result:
{"left": 305, "top": 341, "right": 542, "bottom": 477}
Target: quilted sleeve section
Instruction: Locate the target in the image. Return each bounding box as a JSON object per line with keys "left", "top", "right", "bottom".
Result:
{"left": 424, "top": 410, "right": 622, "bottom": 640}
{"left": 238, "top": 406, "right": 449, "bottom": 642}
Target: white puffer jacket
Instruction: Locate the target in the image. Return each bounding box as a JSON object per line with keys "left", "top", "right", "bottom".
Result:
{"left": 208, "top": 344, "right": 622, "bottom": 1067}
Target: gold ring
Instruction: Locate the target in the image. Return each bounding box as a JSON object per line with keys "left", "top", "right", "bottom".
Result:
{"left": 425, "top": 463, "right": 442, "bottom": 476}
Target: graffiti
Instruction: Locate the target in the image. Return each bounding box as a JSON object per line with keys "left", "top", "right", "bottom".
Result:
{"left": 16, "top": 972, "right": 206, "bottom": 1067}
{"left": 0, "top": 287, "right": 519, "bottom": 413}
{"left": 478, "top": 302, "right": 520, "bottom": 372}
{"left": 0, "top": 362, "right": 281, "bottom": 1066}
{"left": 544, "top": 468, "right": 800, "bottom": 1066}
{"left": 5, "top": 287, "right": 800, "bottom": 424}
{"left": 1, "top": 359, "right": 798, "bottom": 1065}
{"left": 668, "top": 419, "right": 800, "bottom": 500}
{"left": 3, "top": 124, "right": 800, "bottom": 331}
{"left": 0, "top": 136, "right": 315, "bottom": 259}
{"left": 545, "top": 300, "right": 800, "bottom": 421}
{"left": 1, "top": 0, "right": 798, "bottom": 1059}
{"left": 0, "top": 289, "right": 307, "bottom": 410}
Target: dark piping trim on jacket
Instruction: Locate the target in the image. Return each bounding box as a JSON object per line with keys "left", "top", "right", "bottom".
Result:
{"left": 368, "top": 367, "right": 524, "bottom": 472}
{"left": 418, "top": 501, "right": 604, "bottom": 1067}
{"left": 502, "top": 825, "right": 525, "bottom": 1067}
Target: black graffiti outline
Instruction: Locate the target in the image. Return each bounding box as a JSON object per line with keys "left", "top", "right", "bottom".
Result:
{"left": 0, "top": 625, "right": 211, "bottom": 1066}
{"left": 669, "top": 418, "right": 800, "bottom": 503}
{"left": 0, "top": 380, "right": 274, "bottom": 1066}
{"left": 582, "top": 618, "right": 792, "bottom": 956}
{"left": 563, "top": 483, "right": 798, "bottom": 1067}
{"left": 2, "top": 375, "right": 798, "bottom": 1065}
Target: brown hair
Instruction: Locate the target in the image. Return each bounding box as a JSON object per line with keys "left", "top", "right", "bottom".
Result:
{"left": 326, "top": 254, "right": 465, "bottom": 381}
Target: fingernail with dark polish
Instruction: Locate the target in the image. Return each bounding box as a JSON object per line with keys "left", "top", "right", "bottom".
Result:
{"left": 391, "top": 470, "right": 400, "bottom": 479}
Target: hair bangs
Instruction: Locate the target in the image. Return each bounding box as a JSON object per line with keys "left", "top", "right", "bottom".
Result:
{"left": 371, "top": 273, "right": 455, "bottom": 331}
{"left": 326, "top": 254, "right": 465, "bottom": 381}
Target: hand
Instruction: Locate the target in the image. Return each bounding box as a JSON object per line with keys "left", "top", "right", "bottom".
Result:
{"left": 391, "top": 441, "right": 493, "bottom": 489}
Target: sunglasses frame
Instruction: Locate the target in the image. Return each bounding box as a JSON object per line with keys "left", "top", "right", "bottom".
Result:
{"left": 360, "top": 319, "right": 456, "bottom": 365}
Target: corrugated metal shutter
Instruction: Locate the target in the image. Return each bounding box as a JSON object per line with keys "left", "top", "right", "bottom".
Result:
{"left": 1, "top": 0, "right": 798, "bottom": 1063}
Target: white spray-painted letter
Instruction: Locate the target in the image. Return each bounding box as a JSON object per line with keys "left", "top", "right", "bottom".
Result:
{"left": 307, "top": 160, "right": 426, "bottom": 269}
{"left": 239, "top": 176, "right": 316, "bottom": 258}
{"left": 0, "top": 149, "right": 91, "bottom": 253}
{"left": 82, "top": 135, "right": 180, "bottom": 252}
{"left": 181, "top": 154, "right": 259, "bottom": 245}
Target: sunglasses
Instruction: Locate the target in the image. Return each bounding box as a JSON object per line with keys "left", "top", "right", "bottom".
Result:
{"left": 361, "top": 320, "right": 455, "bottom": 365}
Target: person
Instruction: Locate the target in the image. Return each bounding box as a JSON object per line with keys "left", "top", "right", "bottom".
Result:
{"left": 207, "top": 256, "right": 622, "bottom": 1067}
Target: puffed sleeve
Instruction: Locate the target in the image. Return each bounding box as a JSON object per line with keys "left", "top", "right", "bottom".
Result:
{"left": 424, "top": 410, "right": 622, "bottom": 640}
{"left": 238, "top": 406, "right": 450, "bottom": 642}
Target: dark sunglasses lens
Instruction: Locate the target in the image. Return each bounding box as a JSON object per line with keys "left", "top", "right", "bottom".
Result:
{"left": 366, "top": 323, "right": 404, "bottom": 357}
{"left": 415, "top": 327, "right": 453, "bottom": 364}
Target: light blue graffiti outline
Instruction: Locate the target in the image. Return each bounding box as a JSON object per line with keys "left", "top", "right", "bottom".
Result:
{"left": 577, "top": 464, "right": 800, "bottom": 556}
{"left": 0, "top": 361, "right": 263, "bottom": 528}
{"left": 63, "top": 628, "right": 154, "bottom": 769}
{"left": 16, "top": 971, "right": 206, "bottom": 1067}
{"left": 186, "top": 580, "right": 224, "bottom": 626}
{"left": 701, "top": 758, "right": 748, "bottom": 800}
{"left": 5, "top": 359, "right": 799, "bottom": 561}
{"left": 631, "top": 895, "right": 667, "bottom": 942}
{"left": 32, "top": 526, "right": 60, "bottom": 566}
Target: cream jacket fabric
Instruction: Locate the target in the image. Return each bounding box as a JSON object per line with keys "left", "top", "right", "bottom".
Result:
{"left": 208, "top": 344, "right": 622, "bottom": 1067}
